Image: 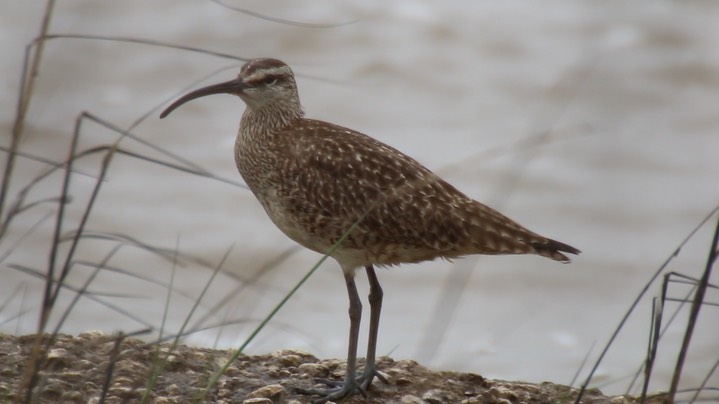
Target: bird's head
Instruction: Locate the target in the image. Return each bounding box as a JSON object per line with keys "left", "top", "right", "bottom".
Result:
{"left": 160, "top": 58, "right": 300, "bottom": 118}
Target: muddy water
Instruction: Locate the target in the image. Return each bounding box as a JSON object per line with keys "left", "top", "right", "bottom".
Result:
{"left": 2, "top": 1, "right": 718, "bottom": 396}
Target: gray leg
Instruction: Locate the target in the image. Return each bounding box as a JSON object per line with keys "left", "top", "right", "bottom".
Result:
{"left": 342, "top": 269, "right": 362, "bottom": 391}
{"left": 358, "top": 264, "right": 387, "bottom": 389}
{"left": 297, "top": 270, "right": 365, "bottom": 403}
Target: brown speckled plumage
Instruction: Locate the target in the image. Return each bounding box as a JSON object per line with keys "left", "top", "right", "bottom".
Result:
{"left": 240, "top": 117, "right": 578, "bottom": 268}
{"left": 161, "top": 58, "right": 579, "bottom": 402}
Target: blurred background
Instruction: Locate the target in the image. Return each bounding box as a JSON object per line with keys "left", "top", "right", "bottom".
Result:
{"left": 2, "top": 0, "right": 718, "bottom": 398}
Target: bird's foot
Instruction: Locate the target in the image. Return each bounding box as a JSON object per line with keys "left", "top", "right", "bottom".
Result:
{"left": 295, "top": 378, "right": 366, "bottom": 403}
{"left": 296, "top": 367, "right": 387, "bottom": 403}
{"left": 356, "top": 366, "right": 388, "bottom": 390}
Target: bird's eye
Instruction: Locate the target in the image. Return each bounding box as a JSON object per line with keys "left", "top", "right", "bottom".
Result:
{"left": 262, "top": 76, "right": 278, "bottom": 86}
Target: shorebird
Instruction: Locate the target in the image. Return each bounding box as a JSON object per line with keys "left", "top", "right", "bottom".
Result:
{"left": 160, "top": 58, "right": 580, "bottom": 402}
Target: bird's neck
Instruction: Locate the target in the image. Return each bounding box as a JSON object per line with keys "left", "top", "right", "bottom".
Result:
{"left": 240, "top": 101, "right": 304, "bottom": 136}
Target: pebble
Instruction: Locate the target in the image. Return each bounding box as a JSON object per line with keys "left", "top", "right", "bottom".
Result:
{"left": 242, "top": 399, "right": 272, "bottom": 404}
{"left": 298, "top": 362, "right": 329, "bottom": 378}
{"left": 423, "top": 388, "right": 452, "bottom": 404}
{"left": 247, "top": 384, "right": 285, "bottom": 400}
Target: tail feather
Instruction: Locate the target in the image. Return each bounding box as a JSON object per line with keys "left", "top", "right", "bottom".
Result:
{"left": 532, "top": 238, "right": 581, "bottom": 263}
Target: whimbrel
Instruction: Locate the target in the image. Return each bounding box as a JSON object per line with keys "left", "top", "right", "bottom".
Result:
{"left": 160, "top": 58, "right": 580, "bottom": 402}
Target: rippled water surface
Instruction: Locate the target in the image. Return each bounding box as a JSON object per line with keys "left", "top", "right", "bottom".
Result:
{"left": 2, "top": 1, "right": 718, "bottom": 396}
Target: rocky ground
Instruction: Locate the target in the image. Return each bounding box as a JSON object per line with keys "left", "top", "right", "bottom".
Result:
{"left": 0, "top": 333, "right": 669, "bottom": 403}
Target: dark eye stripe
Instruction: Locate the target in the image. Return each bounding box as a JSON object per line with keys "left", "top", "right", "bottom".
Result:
{"left": 247, "top": 74, "right": 282, "bottom": 86}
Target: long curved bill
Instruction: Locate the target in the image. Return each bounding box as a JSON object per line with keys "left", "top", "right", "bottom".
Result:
{"left": 160, "top": 78, "right": 247, "bottom": 118}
